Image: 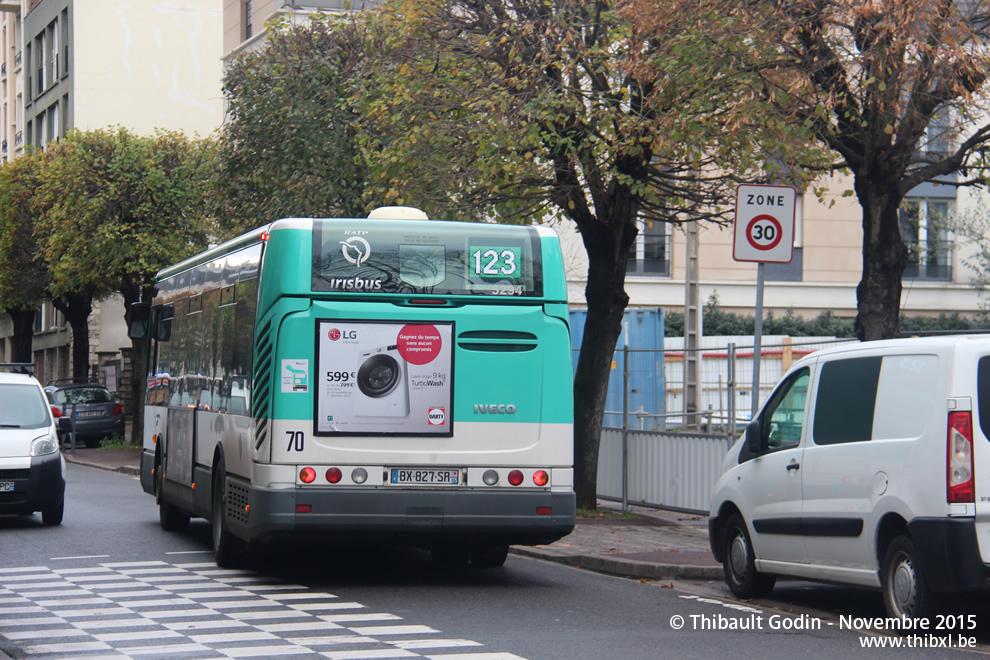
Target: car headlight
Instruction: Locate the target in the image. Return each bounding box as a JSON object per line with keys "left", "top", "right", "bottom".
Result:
{"left": 32, "top": 433, "right": 59, "bottom": 456}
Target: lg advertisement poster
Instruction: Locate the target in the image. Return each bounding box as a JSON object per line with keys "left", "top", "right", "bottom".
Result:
{"left": 315, "top": 320, "right": 453, "bottom": 436}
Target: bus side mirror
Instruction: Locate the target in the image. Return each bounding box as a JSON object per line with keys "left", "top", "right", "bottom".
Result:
{"left": 128, "top": 303, "right": 151, "bottom": 340}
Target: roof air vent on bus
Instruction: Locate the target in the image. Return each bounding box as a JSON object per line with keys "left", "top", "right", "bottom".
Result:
{"left": 367, "top": 206, "right": 429, "bottom": 220}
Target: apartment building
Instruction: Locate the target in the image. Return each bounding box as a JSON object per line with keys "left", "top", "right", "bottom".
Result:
{"left": 0, "top": 0, "right": 223, "bottom": 384}
{"left": 223, "top": 0, "right": 378, "bottom": 59}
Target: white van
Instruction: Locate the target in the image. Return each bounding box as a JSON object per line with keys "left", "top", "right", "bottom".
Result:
{"left": 0, "top": 365, "right": 66, "bottom": 525}
{"left": 708, "top": 335, "right": 990, "bottom": 619}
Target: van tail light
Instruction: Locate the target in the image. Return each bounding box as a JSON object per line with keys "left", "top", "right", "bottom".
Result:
{"left": 947, "top": 411, "right": 974, "bottom": 503}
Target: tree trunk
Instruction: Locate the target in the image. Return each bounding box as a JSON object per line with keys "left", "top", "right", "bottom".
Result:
{"left": 572, "top": 274, "right": 628, "bottom": 510}
{"left": 854, "top": 184, "right": 908, "bottom": 341}
{"left": 53, "top": 292, "right": 94, "bottom": 380}
{"left": 7, "top": 307, "right": 37, "bottom": 364}
{"left": 571, "top": 202, "right": 639, "bottom": 511}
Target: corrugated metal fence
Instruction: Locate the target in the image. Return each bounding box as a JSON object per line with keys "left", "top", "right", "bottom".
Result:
{"left": 597, "top": 427, "right": 734, "bottom": 514}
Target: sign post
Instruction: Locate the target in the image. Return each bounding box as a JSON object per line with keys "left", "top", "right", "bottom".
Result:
{"left": 733, "top": 185, "right": 796, "bottom": 419}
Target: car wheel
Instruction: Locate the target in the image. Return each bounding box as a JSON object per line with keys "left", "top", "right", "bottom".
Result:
{"left": 722, "top": 513, "right": 776, "bottom": 599}
{"left": 212, "top": 456, "right": 246, "bottom": 568}
{"left": 882, "top": 535, "right": 937, "bottom": 620}
{"left": 42, "top": 500, "right": 64, "bottom": 526}
{"left": 470, "top": 544, "right": 509, "bottom": 568}
{"left": 157, "top": 459, "right": 189, "bottom": 532}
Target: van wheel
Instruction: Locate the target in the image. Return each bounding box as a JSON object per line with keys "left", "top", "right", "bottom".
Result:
{"left": 723, "top": 514, "right": 775, "bottom": 599}
{"left": 212, "top": 458, "right": 246, "bottom": 568}
{"left": 882, "top": 536, "right": 937, "bottom": 620}
{"left": 157, "top": 460, "right": 189, "bottom": 532}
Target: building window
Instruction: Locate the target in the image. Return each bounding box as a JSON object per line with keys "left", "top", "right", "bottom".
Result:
{"left": 24, "top": 42, "right": 30, "bottom": 101}
{"left": 47, "top": 103, "right": 56, "bottom": 144}
{"left": 49, "top": 19, "right": 58, "bottom": 80}
{"left": 60, "top": 10, "right": 68, "bottom": 77}
{"left": 61, "top": 93, "right": 69, "bottom": 138}
{"left": 900, "top": 198, "right": 952, "bottom": 281}
{"left": 245, "top": 0, "right": 253, "bottom": 40}
{"left": 35, "top": 31, "right": 44, "bottom": 95}
{"left": 627, "top": 218, "right": 670, "bottom": 277}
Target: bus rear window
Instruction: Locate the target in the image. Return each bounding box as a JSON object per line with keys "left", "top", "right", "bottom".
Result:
{"left": 312, "top": 220, "right": 543, "bottom": 297}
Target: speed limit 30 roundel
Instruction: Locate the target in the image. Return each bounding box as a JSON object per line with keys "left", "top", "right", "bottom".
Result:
{"left": 733, "top": 184, "right": 796, "bottom": 264}
{"left": 746, "top": 214, "right": 782, "bottom": 251}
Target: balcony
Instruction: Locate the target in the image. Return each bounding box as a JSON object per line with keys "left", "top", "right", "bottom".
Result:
{"left": 13, "top": 50, "right": 20, "bottom": 70}
{"left": 14, "top": 129, "right": 21, "bottom": 146}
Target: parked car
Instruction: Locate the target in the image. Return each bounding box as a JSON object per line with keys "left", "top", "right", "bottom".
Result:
{"left": 708, "top": 335, "right": 990, "bottom": 620}
{"left": 45, "top": 381, "right": 125, "bottom": 448}
{"left": 0, "top": 364, "right": 66, "bottom": 525}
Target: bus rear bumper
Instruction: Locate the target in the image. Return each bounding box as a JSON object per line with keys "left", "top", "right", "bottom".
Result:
{"left": 230, "top": 483, "right": 576, "bottom": 548}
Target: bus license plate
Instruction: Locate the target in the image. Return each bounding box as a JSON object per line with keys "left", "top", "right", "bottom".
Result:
{"left": 0, "top": 482, "right": 13, "bottom": 492}
{"left": 389, "top": 469, "right": 460, "bottom": 485}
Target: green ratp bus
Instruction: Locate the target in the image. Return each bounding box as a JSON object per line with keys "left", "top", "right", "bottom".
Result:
{"left": 129, "top": 207, "right": 576, "bottom": 567}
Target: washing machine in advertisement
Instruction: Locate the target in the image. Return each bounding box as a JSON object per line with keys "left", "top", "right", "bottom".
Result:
{"left": 316, "top": 320, "right": 453, "bottom": 436}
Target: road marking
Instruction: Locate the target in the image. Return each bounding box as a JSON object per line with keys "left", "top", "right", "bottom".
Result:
{"left": 165, "top": 550, "right": 213, "bottom": 555}
{"left": 0, "top": 560, "right": 529, "bottom": 660}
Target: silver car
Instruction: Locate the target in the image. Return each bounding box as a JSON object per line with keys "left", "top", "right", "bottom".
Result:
{"left": 45, "top": 381, "right": 125, "bottom": 448}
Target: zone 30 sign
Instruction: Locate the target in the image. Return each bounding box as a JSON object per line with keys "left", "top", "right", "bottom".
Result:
{"left": 732, "top": 184, "right": 796, "bottom": 264}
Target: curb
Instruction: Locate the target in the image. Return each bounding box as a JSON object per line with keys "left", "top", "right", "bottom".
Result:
{"left": 510, "top": 546, "right": 724, "bottom": 581}
{"left": 62, "top": 454, "right": 140, "bottom": 477}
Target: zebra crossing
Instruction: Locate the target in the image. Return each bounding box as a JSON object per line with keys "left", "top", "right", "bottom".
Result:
{"left": 0, "top": 560, "right": 526, "bottom": 660}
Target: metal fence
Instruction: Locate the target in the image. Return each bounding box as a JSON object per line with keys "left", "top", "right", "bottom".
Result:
{"left": 596, "top": 335, "right": 856, "bottom": 514}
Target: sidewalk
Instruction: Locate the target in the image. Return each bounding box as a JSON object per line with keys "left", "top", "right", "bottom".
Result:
{"left": 63, "top": 448, "right": 723, "bottom": 582}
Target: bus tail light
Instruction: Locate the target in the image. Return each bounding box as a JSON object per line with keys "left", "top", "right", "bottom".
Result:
{"left": 533, "top": 470, "right": 549, "bottom": 486}
{"left": 507, "top": 470, "right": 524, "bottom": 486}
{"left": 300, "top": 467, "right": 316, "bottom": 483}
{"left": 326, "top": 467, "right": 342, "bottom": 484}
{"left": 948, "top": 411, "right": 974, "bottom": 503}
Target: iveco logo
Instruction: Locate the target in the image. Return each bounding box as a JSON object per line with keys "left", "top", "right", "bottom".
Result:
{"left": 473, "top": 404, "right": 516, "bottom": 414}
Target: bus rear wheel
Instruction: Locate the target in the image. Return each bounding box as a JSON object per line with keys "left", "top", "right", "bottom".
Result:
{"left": 157, "top": 458, "right": 189, "bottom": 532}
{"left": 212, "top": 457, "right": 246, "bottom": 568}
